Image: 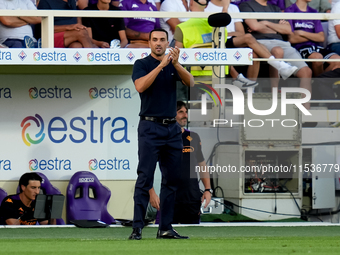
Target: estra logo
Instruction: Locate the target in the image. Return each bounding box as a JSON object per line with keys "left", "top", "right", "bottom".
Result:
{"left": 89, "top": 159, "right": 98, "bottom": 170}
{"left": 0, "top": 50, "right": 12, "bottom": 60}
{"left": 21, "top": 111, "right": 130, "bottom": 146}
{"left": 29, "top": 158, "right": 71, "bottom": 171}
{"left": 88, "top": 86, "right": 131, "bottom": 99}
{"left": 87, "top": 52, "right": 120, "bottom": 62}
{"left": 0, "top": 159, "right": 11, "bottom": 170}
{"left": 194, "top": 51, "right": 227, "bottom": 61}
{"left": 88, "top": 158, "right": 130, "bottom": 170}
{"left": 21, "top": 114, "right": 45, "bottom": 146}
{"left": 0, "top": 87, "right": 12, "bottom": 98}
{"left": 89, "top": 87, "right": 98, "bottom": 99}
{"left": 28, "top": 86, "right": 72, "bottom": 99}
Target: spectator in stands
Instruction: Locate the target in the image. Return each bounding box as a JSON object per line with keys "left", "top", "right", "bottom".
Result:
{"left": 175, "top": 0, "right": 297, "bottom": 89}
{"left": 232, "top": 0, "right": 286, "bottom": 10}
{"left": 0, "top": 0, "right": 41, "bottom": 48}
{"left": 38, "top": 0, "right": 100, "bottom": 48}
{"left": 119, "top": 0, "right": 161, "bottom": 48}
{"left": 160, "top": 0, "right": 189, "bottom": 46}
{"left": 239, "top": 0, "right": 312, "bottom": 108}
{"left": 327, "top": 1, "right": 340, "bottom": 54}
{"left": 287, "top": 0, "right": 331, "bottom": 13}
{"left": 286, "top": 0, "right": 340, "bottom": 77}
{"left": 78, "top": 0, "right": 119, "bottom": 9}
{"left": 82, "top": 0, "right": 128, "bottom": 48}
{"left": 0, "top": 173, "right": 56, "bottom": 225}
{"left": 209, "top": 0, "right": 298, "bottom": 81}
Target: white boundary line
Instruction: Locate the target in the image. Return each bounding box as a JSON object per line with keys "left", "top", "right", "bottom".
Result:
{"left": 1, "top": 222, "right": 340, "bottom": 228}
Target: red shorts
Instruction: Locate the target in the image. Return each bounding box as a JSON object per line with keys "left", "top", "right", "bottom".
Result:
{"left": 54, "top": 32, "right": 65, "bottom": 48}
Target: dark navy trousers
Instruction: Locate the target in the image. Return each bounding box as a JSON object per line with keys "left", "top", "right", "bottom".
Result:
{"left": 132, "top": 119, "right": 182, "bottom": 230}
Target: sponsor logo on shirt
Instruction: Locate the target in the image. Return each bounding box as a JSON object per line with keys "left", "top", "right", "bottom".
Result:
{"left": 294, "top": 22, "right": 314, "bottom": 29}
{"left": 132, "top": 4, "right": 139, "bottom": 8}
{"left": 183, "top": 146, "right": 194, "bottom": 153}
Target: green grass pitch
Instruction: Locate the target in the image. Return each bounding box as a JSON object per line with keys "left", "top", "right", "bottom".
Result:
{"left": 0, "top": 226, "right": 340, "bottom": 255}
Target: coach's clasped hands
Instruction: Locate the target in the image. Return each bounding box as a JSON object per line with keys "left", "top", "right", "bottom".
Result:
{"left": 160, "top": 47, "right": 180, "bottom": 68}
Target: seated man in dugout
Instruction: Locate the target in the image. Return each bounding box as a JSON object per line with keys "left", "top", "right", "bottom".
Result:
{"left": 285, "top": 0, "right": 340, "bottom": 77}
{"left": 0, "top": 173, "right": 56, "bottom": 225}
{"left": 119, "top": 0, "right": 161, "bottom": 48}
{"left": 38, "top": 0, "right": 106, "bottom": 48}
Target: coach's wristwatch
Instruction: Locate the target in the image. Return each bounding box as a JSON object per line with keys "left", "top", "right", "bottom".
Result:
{"left": 204, "top": 189, "right": 213, "bottom": 194}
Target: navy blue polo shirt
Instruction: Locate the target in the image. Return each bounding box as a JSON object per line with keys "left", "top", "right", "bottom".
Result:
{"left": 132, "top": 55, "right": 182, "bottom": 118}
{"left": 38, "top": 0, "right": 77, "bottom": 26}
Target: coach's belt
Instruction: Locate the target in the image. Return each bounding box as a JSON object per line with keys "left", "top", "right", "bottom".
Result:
{"left": 141, "top": 116, "right": 176, "bottom": 125}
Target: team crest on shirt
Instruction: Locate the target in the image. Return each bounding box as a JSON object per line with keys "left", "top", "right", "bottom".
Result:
{"left": 5, "top": 198, "right": 13, "bottom": 203}
{"left": 186, "top": 135, "right": 192, "bottom": 141}
{"left": 149, "top": 6, "right": 153, "bottom": 11}
{"left": 19, "top": 207, "right": 24, "bottom": 214}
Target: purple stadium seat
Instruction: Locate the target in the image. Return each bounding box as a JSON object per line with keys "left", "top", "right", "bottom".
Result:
{"left": 66, "top": 171, "right": 115, "bottom": 224}
{"left": 0, "top": 188, "right": 7, "bottom": 204}
{"left": 16, "top": 172, "right": 65, "bottom": 225}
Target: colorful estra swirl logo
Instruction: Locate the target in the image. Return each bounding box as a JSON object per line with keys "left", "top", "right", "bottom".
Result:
{"left": 89, "top": 159, "right": 98, "bottom": 171}
{"left": 197, "top": 82, "right": 223, "bottom": 107}
{"left": 33, "top": 52, "right": 40, "bottom": 61}
{"left": 141, "top": 52, "right": 148, "bottom": 58}
{"left": 21, "top": 114, "right": 45, "bottom": 147}
{"left": 248, "top": 52, "right": 253, "bottom": 61}
{"left": 28, "top": 87, "right": 38, "bottom": 99}
{"left": 29, "top": 159, "right": 38, "bottom": 171}
{"left": 87, "top": 52, "right": 94, "bottom": 62}
{"left": 194, "top": 52, "right": 202, "bottom": 61}
{"left": 89, "top": 87, "right": 98, "bottom": 99}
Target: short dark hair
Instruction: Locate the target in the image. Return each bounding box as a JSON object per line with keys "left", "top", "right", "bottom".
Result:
{"left": 149, "top": 28, "right": 168, "bottom": 41}
{"left": 19, "top": 173, "right": 42, "bottom": 193}
{"left": 177, "top": 101, "right": 188, "bottom": 112}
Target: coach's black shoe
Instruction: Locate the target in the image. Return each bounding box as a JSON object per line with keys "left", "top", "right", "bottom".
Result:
{"left": 129, "top": 228, "right": 142, "bottom": 240}
{"left": 156, "top": 229, "right": 189, "bottom": 239}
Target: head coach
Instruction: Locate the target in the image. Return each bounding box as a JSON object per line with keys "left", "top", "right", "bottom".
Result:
{"left": 129, "top": 28, "right": 194, "bottom": 240}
